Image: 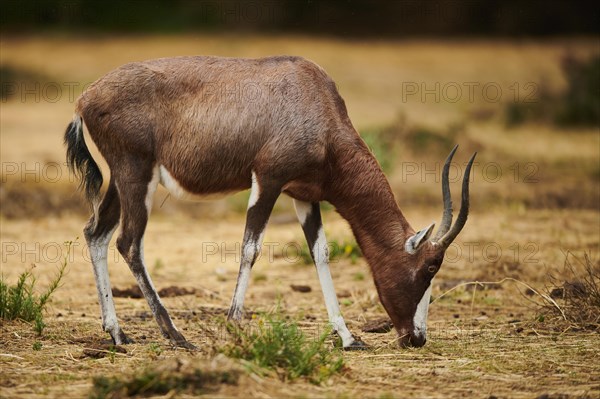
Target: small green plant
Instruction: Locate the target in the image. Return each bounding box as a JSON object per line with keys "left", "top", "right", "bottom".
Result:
{"left": 108, "top": 346, "right": 116, "bottom": 364}
{"left": 220, "top": 312, "right": 344, "bottom": 384}
{"left": 0, "top": 240, "right": 71, "bottom": 335}
{"left": 32, "top": 341, "right": 42, "bottom": 351}
{"left": 340, "top": 299, "right": 353, "bottom": 306}
{"left": 147, "top": 342, "right": 162, "bottom": 358}
{"left": 336, "top": 241, "right": 362, "bottom": 264}
{"left": 353, "top": 272, "right": 365, "bottom": 281}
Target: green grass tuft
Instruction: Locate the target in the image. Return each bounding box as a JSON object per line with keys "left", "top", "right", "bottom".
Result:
{"left": 0, "top": 240, "right": 71, "bottom": 334}
{"left": 353, "top": 272, "right": 365, "bottom": 281}
{"left": 221, "top": 312, "right": 345, "bottom": 384}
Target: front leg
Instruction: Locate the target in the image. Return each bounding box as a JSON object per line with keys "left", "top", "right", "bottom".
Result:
{"left": 228, "top": 172, "right": 280, "bottom": 321}
{"left": 293, "top": 200, "right": 367, "bottom": 350}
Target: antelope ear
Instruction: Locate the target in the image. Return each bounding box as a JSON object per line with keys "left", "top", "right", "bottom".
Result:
{"left": 405, "top": 223, "right": 435, "bottom": 254}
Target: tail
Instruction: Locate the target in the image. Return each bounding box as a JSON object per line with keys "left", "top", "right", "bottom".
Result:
{"left": 64, "top": 114, "right": 103, "bottom": 209}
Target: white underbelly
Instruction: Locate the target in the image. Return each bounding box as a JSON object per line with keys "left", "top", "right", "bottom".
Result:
{"left": 158, "top": 165, "right": 235, "bottom": 201}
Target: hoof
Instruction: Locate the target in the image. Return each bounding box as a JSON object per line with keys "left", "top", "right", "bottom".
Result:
{"left": 113, "top": 330, "right": 134, "bottom": 345}
{"left": 226, "top": 308, "right": 243, "bottom": 322}
{"left": 173, "top": 340, "right": 198, "bottom": 351}
{"left": 343, "top": 339, "right": 369, "bottom": 351}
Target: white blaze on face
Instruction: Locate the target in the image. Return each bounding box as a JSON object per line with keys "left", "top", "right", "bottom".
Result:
{"left": 413, "top": 283, "right": 433, "bottom": 339}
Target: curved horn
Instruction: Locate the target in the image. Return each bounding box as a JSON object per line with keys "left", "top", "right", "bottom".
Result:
{"left": 437, "top": 152, "right": 477, "bottom": 248}
{"left": 432, "top": 145, "right": 458, "bottom": 242}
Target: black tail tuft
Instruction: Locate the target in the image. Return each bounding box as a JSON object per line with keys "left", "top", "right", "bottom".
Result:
{"left": 64, "top": 116, "right": 103, "bottom": 205}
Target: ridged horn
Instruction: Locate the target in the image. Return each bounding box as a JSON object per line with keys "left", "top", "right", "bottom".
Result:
{"left": 435, "top": 151, "right": 477, "bottom": 248}
{"left": 431, "top": 145, "right": 458, "bottom": 242}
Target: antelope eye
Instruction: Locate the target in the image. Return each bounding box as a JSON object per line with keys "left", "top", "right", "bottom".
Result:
{"left": 427, "top": 265, "right": 437, "bottom": 274}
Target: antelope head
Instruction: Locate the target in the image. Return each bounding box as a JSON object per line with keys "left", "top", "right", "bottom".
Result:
{"left": 377, "top": 146, "right": 476, "bottom": 347}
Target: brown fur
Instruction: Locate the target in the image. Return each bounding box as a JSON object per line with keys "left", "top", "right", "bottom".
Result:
{"left": 73, "top": 55, "right": 467, "bottom": 348}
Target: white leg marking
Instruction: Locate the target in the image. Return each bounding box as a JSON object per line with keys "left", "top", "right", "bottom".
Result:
{"left": 231, "top": 264, "right": 251, "bottom": 318}
{"left": 294, "top": 200, "right": 355, "bottom": 347}
{"left": 229, "top": 229, "right": 265, "bottom": 319}
{"left": 293, "top": 199, "right": 311, "bottom": 225}
{"left": 89, "top": 225, "right": 120, "bottom": 339}
{"left": 413, "top": 283, "right": 432, "bottom": 339}
{"left": 313, "top": 226, "right": 355, "bottom": 347}
{"left": 247, "top": 171, "right": 260, "bottom": 209}
{"left": 229, "top": 175, "right": 265, "bottom": 320}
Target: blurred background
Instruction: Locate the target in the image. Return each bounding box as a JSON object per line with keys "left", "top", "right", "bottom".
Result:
{"left": 2, "top": 0, "right": 599, "bottom": 36}
{"left": 1, "top": 4, "right": 599, "bottom": 397}
{"left": 0, "top": 0, "right": 598, "bottom": 221}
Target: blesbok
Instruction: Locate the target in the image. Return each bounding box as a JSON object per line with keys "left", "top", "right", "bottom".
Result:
{"left": 65, "top": 55, "right": 475, "bottom": 350}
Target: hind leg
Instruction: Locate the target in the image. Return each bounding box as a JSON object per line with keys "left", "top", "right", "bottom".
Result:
{"left": 115, "top": 166, "right": 195, "bottom": 349}
{"left": 84, "top": 178, "right": 132, "bottom": 344}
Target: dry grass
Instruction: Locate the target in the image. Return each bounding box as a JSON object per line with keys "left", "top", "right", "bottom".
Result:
{"left": 0, "top": 35, "right": 599, "bottom": 398}
{"left": 1, "top": 209, "right": 599, "bottom": 398}
{"left": 89, "top": 355, "right": 242, "bottom": 398}
{"left": 538, "top": 253, "right": 600, "bottom": 331}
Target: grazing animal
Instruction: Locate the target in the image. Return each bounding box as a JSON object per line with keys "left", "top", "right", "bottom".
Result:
{"left": 64, "top": 55, "right": 476, "bottom": 350}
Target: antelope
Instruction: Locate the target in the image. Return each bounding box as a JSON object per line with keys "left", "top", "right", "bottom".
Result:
{"left": 64, "top": 55, "right": 475, "bottom": 350}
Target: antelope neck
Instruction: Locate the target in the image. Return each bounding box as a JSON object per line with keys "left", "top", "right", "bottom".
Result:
{"left": 327, "top": 144, "right": 412, "bottom": 268}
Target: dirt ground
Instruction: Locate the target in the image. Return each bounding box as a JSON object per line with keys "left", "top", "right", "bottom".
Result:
{"left": 1, "top": 35, "right": 599, "bottom": 398}
{"left": 1, "top": 208, "right": 599, "bottom": 398}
